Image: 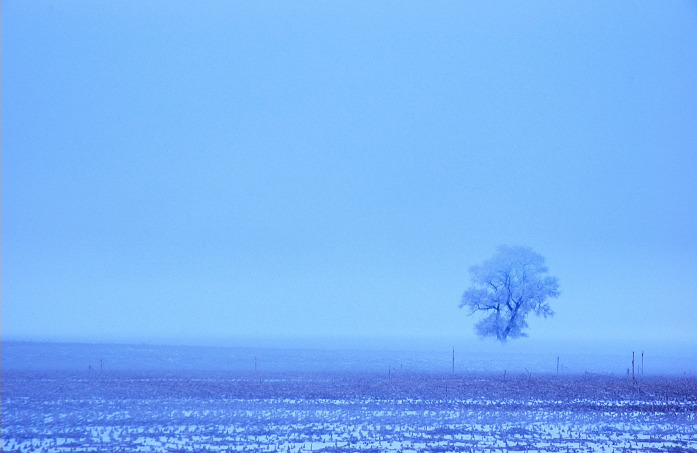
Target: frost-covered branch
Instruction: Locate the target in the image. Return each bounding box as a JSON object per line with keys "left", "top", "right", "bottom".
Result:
{"left": 459, "top": 245, "right": 560, "bottom": 342}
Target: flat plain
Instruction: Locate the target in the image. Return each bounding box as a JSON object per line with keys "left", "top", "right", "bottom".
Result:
{"left": 2, "top": 369, "right": 696, "bottom": 452}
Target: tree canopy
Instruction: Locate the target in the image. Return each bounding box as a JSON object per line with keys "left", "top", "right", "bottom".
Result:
{"left": 460, "top": 245, "right": 560, "bottom": 342}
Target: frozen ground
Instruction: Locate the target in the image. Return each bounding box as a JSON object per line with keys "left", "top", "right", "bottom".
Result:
{"left": 2, "top": 369, "right": 696, "bottom": 452}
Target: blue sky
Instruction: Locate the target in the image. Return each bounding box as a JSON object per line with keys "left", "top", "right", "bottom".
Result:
{"left": 2, "top": 1, "right": 696, "bottom": 348}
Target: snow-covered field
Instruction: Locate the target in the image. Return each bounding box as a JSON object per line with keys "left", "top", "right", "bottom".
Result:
{"left": 2, "top": 370, "right": 695, "bottom": 452}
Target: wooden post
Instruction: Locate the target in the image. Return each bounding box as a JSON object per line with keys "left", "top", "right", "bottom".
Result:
{"left": 641, "top": 351, "right": 644, "bottom": 376}
{"left": 632, "top": 351, "right": 635, "bottom": 389}
{"left": 452, "top": 347, "right": 455, "bottom": 374}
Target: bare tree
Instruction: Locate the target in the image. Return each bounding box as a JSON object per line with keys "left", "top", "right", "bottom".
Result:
{"left": 459, "top": 245, "right": 560, "bottom": 342}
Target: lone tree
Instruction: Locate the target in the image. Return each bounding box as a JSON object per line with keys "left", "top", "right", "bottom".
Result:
{"left": 460, "top": 245, "right": 559, "bottom": 342}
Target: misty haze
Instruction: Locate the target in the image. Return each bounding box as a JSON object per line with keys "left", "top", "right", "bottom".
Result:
{"left": 2, "top": 1, "right": 696, "bottom": 451}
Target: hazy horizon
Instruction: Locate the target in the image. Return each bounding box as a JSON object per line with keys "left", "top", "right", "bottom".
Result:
{"left": 3, "top": 333, "right": 695, "bottom": 358}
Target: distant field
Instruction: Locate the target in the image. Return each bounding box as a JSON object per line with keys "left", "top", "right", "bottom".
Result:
{"left": 3, "top": 340, "right": 696, "bottom": 376}
{"left": 2, "top": 370, "right": 696, "bottom": 452}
